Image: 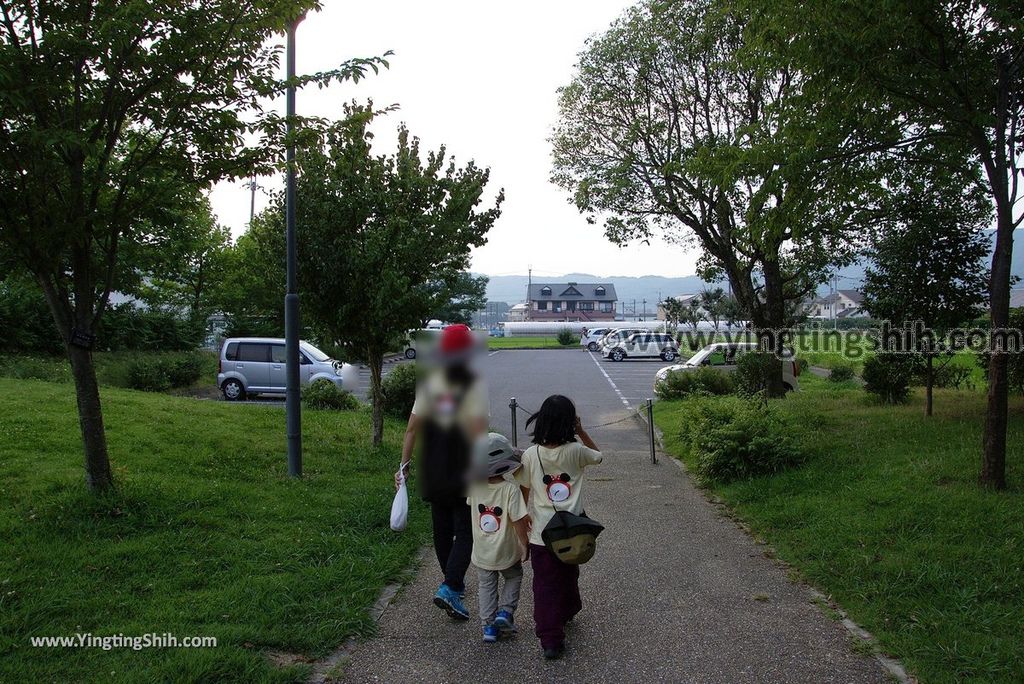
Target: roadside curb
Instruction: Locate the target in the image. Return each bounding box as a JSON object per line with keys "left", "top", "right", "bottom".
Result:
{"left": 306, "top": 547, "right": 431, "bottom": 683}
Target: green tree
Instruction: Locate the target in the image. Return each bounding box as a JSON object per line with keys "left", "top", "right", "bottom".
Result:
{"left": 861, "top": 162, "right": 992, "bottom": 416}
{"left": 134, "top": 196, "right": 233, "bottom": 319}
{"left": 682, "top": 297, "right": 705, "bottom": 333}
{"left": 743, "top": 0, "right": 1022, "bottom": 487}
{"left": 700, "top": 287, "right": 728, "bottom": 332}
{"left": 218, "top": 211, "right": 286, "bottom": 337}
{"left": 0, "top": 0, "right": 386, "bottom": 491}
{"left": 660, "top": 297, "right": 684, "bottom": 331}
{"left": 292, "top": 108, "right": 503, "bottom": 445}
{"left": 427, "top": 272, "right": 489, "bottom": 325}
{"left": 552, "top": 0, "right": 879, "bottom": 397}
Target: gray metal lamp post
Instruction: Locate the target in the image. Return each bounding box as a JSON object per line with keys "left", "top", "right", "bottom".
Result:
{"left": 285, "top": 14, "right": 304, "bottom": 477}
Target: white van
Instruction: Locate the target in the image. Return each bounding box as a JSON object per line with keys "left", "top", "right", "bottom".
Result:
{"left": 580, "top": 327, "right": 614, "bottom": 351}
{"left": 217, "top": 337, "right": 353, "bottom": 401}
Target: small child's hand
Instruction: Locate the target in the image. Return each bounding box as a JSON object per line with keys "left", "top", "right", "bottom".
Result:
{"left": 521, "top": 545, "right": 531, "bottom": 563}
{"left": 574, "top": 416, "right": 584, "bottom": 434}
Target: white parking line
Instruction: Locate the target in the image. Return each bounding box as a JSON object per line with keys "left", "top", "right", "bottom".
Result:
{"left": 488, "top": 350, "right": 501, "bottom": 357}
{"left": 588, "top": 351, "right": 632, "bottom": 408}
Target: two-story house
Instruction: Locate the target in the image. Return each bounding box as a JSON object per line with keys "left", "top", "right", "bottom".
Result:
{"left": 806, "top": 289, "right": 865, "bottom": 319}
{"left": 525, "top": 282, "right": 618, "bottom": 321}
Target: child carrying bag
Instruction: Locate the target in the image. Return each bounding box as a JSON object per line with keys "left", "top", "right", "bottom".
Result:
{"left": 541, "top": 509, "right": 604, "bottom": 565}
{"left": 390, "top": 463, "right": 409, "bottom": 532}
{"left": 534, "top": 446, "right": 604, "bottom": 564}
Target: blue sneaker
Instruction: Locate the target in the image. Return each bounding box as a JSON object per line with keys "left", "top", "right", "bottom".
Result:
{"left": 482, "top": 624, "right": 499, "bottom": 643}
{"left": 433, "top": 583, "right": 469, "bottom": 620}
{"left": 494, "top": 609, "right": 516, "bottom": 634}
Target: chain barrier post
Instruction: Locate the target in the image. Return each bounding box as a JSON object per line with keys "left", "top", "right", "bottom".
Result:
{"left": 509, "top": 397, "right": 518, "bottom": 448}
{"left": 647, "top": 398, "right": 657, "bottom": 464}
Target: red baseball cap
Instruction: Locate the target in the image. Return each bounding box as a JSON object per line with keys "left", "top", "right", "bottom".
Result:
{"left": 439, "top": 324, "right": 475, "bottom": 355}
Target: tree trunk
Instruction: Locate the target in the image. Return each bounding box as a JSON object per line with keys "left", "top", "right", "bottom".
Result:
{"left": 36, "top": 273, "right": 114, "bottom": 493}
{"left": 367, "top": 349, "right": 385, "bottom": 446}
{"left": 925, "top": 353, "right": 934, "bottom": 418}
{"left": 67, "top": 342, "right": 114, "bottom": 492}
{"left": 980, "top": 206, "right": 1013, "bottom": 489}
{"left": 760, "top": 259, "right": 787, "bottom": 398}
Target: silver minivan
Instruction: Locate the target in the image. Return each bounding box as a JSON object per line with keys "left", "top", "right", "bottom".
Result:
{"left": 217, "top": 337, "right": 353, "bottom": 401}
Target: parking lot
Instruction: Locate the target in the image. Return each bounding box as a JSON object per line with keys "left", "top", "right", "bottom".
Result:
{"left": 480, "top": 349, "right": 668, "bottom": 448}
{"left": 219, "top": 350, "right": 668, "bottom": 430}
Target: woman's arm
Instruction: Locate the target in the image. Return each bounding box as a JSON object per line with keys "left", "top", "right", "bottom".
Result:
{"left": 396, "top": 413, "right": 422, "bottom": 489}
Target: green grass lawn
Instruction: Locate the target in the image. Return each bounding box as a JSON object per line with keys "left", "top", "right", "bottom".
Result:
{"left": 793, "top": 332, "right": 988, "bottom": 388}
{"left": 0, "top": 378, "right": 428, "bottom": 683}
{"left": 487, "top": 336, "right": 576, "bottom": 349}
{"left": 654, "top": 374, "right": 1024, "bottom": 683}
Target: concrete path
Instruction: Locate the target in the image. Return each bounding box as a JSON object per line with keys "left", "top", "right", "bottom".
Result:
{"left": 336, "top": 352, "right": 887, "bottom": 683}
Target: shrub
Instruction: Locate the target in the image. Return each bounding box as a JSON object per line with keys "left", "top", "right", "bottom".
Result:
{"left": 655, "top": 367, "right": 735, "bottom": 400}
{"left": 862, "top": 352, "right": 917, "bottom": 404}
{"left": 0, "top": 356, "right": 72, "bottom": 382}
{"left": 734, "top": 351, "right": 775, "bottom": 395}
{"left": 382, "top": 363, "right": 418, "bottom": 418}
{"left": 118, "top": 352, "right": 206, "bottom": 392}
{"left": 302, "top": 379, "right": 359, "bottom": 411}
{"left": 124, "top": 358, "right": 173, "bottom": 392}
{"left": 797, "top": 357, "right": 809, "bottom": 373}
{"left": 829, "top": 364, "right": 855, "bottom": 382}
{"left": 557, "top": 328, "right": 576, "bottom": 346}
{"left": 676, "top": 396, "right": 807, "bottom": 484}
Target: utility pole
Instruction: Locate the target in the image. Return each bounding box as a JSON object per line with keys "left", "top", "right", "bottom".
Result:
{"left": 247, "top": 175, "right": 258, "bottom": 225}
{"left": 284, "top": 14, "right": 304, "bottom": 478}
{"left": 526, "top": 266, "right": 532, "bottom": 322}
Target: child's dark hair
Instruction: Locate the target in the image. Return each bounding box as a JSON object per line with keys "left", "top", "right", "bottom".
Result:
{"left": 526, "top": 394, "right": 577, "bottom": 446}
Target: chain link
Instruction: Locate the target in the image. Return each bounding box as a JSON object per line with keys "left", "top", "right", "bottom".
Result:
{"left": 512, "top": 401, "right": 642, "bottom": 430}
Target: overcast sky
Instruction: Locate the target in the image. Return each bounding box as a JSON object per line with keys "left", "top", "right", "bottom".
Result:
{"left": 208, "top": 0, "right": 700, "bottom": 279}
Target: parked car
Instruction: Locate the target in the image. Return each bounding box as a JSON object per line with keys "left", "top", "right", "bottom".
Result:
{"left": 604, "top": 332, "right": 680, "bottom": 362}
{"left": 217, "top": 337, "right": 353, "bottom": 401}
{"left": 597, "top": 328, "right": 647, "bottom": 352}
{"left": 580, "top": 327, "right": 614, "bottom": 351}
{"left": 403, "top": 328, "right": 442, "bottom": 359}
{"left": 654, "top": 342, "right": 801, "bottom": 392}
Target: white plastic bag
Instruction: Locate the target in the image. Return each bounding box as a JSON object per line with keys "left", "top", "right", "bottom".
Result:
{"left": 390, "top": 465, "right": 409, "bottom": 532}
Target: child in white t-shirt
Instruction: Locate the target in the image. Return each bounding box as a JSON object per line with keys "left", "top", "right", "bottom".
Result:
{"left": 468, "top": 433, "right": 530, "bottom": 643}
{"left": 514, "top": 395, "right": 602, "bottom": 660}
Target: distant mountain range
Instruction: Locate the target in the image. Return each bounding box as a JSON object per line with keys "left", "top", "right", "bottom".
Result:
{"left": 482, "top": 234, "right": 1024, "bottom": 306}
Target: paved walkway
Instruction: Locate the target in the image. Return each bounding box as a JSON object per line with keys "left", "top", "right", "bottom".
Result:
{"left": 336, "top": 408, "right": 887, "bottom": 683}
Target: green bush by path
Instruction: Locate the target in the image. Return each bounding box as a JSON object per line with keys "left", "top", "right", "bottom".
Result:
{"left": 671, "top": 395, "right": 807, "bottom": 484}
{"left": 828, "top": 364, "right": 855, "bottom": 382}
{"left": 302, "top": 378, "right": 360, "bottom": 411}
{"left": 733, "top": 351, "right": 775, "bottom": 395}
{"left": 382, "top": 363, "right": 418, "bottom": 419}
{"left": 863, "top": 352, "right": 917, "bottom": 404}
{"left": 556, "top": 328, "right": 576, "bottom": 346}
{"left": 0, "top": 378, "right": 428, "bottom": 683}
{"left": 655, "top": 367, "right": 735, "bottom": 400}
{"left": 654, "top": 374, "right": 1024, "bottom": 683}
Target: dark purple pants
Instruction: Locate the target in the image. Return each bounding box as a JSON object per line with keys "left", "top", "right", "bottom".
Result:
{"left": 530, "top": 543, "right": 582, "bottom": 649}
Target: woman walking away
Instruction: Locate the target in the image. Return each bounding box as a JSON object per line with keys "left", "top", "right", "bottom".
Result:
{"left": 515, "top": 395, "right": 602, "bottom": 659}
{"left": 396, "top": 324, "right": 488, "bottom": 620}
